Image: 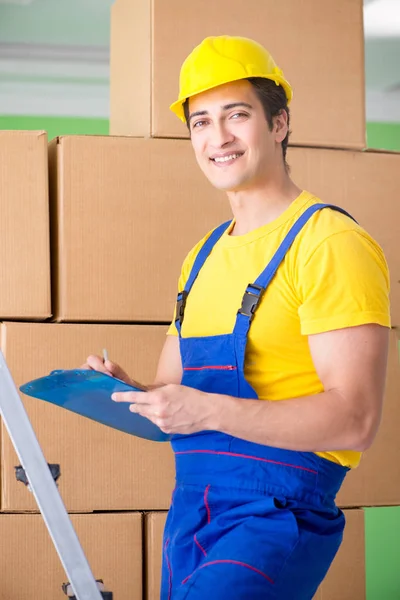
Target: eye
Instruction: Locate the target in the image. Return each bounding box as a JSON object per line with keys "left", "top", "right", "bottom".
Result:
{"left": 230, "top": 112, "right": 248, "bottom": 120}
{"left": 192, "top": 120, "right": 207, "bottom": 130}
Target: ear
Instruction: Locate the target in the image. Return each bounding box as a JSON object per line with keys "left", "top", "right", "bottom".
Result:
{"left": 274, "top": 110, "right": 289, "bottom": 143}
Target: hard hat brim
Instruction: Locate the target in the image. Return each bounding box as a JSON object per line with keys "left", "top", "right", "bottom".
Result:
{"left": 170, "top": 74, "right": 293, "bottom": 124}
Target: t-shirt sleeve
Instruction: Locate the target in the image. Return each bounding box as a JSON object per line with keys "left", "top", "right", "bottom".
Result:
{"left": 296, "top": 230, "right": 391, "bottom": 335}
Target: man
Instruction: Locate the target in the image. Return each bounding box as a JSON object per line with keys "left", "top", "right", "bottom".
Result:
{"left": 85, "top": 36, "right": 390, "bottom": 599}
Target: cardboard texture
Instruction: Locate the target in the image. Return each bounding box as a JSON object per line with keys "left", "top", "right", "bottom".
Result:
{"left": 0, "top": 512, "right": 142, "bottom": 600}
{"left": 50, "top": 137, "right": 399, "bottom": 327}
{"left": 1, "top": 322, "right": 175, "bottom": 512}
{"left": 49, "top": 136, "right": 231, "bottom": 322}
{"left": 144, "top": 510, "right": 365, "bottom": 600}
{"left": 145, "top": 512, "right": 166, "bottom": 600}
{"left": 0, "top": 131, "right": 51, "bottom": 319}
{"left": 314, "top": 509, "right": 366, "bottom": 599}
{"left": 337, "top": 329, "right": 400, "bottom": 507}
{"left": 289, "top": 147, "right": 400, "bottom": 327}
{"left": 110, "top": 0, "right": 365, "bottom": 149}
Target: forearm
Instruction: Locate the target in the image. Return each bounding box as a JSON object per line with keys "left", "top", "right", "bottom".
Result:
{"left": 210, "top": 391, "right": 375, "bottom": 453}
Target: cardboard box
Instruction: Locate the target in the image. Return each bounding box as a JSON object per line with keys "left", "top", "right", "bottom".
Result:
{"left": 145, "top": 512, "right": 166, "bottom": 600}
{"left": 110, "top": 0, "right": 365, "bottom": 149}
{"left": 0, "top": 131, "right": 51, "bottom": 319}
{"left": 49, "top": 136, "right": 231, "bottom": 322}
{"left": 0, "top": 512, "right": 142, "bottom": 600}
{"left": 144, "top": 510, "right": 365, "bottom": 600}
{"left": 314, "top": 509, "right": 365, "bottom": 599}
{"left": 289, "top": 147, "right": 400, "bottom": 327}
{"left": 50, "top": 137, "right": 399, "bottom": 326}
{"left": 337, "top": 329, "right": 400, "bottom": 508}
{"left": 1, "top": 322, "right": 175, "bottom": 512}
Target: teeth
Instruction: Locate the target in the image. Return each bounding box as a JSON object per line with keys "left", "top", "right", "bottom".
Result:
{"left": 213, "top": 153, "right": 241, "bottom": 163}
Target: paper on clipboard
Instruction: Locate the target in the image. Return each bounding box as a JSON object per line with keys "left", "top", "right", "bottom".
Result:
{"left": 20, "top": 369, "right": 172, "bottom": 442}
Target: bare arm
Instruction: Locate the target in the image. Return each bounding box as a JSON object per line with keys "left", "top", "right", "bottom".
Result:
{"left": 153, "top": 335, "right": 183, "bottom": 386}
{"left": 212, "top": 324, "right": 389, "bottom": 452}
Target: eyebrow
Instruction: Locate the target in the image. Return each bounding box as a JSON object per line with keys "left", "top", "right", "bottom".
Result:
{"left": 188, "top": 102, "right": 253, "bottom": 122}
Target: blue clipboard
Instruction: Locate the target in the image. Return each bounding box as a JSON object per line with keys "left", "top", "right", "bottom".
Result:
{"left": 19, "top": 369, "right": 172, "bottom": 442}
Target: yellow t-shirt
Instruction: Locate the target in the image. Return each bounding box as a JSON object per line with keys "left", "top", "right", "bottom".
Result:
{"left": 168, "top": 191, "right": 391, "bottom": 468}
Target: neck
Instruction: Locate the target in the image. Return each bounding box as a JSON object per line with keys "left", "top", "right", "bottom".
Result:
{"left": 227, "top": 170, "right": 302, "bottom": 236}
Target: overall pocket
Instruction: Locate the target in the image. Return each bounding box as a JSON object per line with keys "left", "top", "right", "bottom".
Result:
{"left": 188, "top": 488, "right": 300, "bottom": 588}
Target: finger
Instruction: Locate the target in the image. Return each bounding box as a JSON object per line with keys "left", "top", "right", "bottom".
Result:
{"left": 104, "top": 360, "right": 146, "bottom": 389}
{"left": 104, "top": 360, "right": 126, "bottom": 380}
{"left": 86, "top": 355, "right": 113, "bottom": 376}
{"left": 129, "top": 403, "right": 155, "bottom": 416}
{"left": 129, "top": 403, "right": 165, "bottom": 423}
{"left": 129, "top": 405, "right": 172, "bottom": 434}
{"left": 112, "top": 391, "right": 151, "bottom": 404}
{"left": 111, "top": 391, "right": 136, "bottom": 403}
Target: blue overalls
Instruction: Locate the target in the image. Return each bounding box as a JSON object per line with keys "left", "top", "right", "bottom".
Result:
{"left": 161, "top": 204, "right": 353, "bottom": 600}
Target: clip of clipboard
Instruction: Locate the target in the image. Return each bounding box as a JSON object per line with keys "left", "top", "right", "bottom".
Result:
{"left": 20, "top": 369, "right": 172, "bottom": 442}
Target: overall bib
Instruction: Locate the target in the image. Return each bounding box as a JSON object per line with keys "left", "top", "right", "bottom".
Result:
{"left": 161, "top": 204, "right": 353, "bottom": 600}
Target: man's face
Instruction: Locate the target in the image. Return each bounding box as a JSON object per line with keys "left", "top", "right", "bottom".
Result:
{"left": 187, "top": 79, "right": 287, "bottom": 193}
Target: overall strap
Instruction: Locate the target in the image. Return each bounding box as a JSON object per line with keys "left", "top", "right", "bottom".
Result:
{"left": 234, "top": 203, "right": 357, "bottom": 337}
{"left": 175, "top": 220, "right": 232, "bottom": 334}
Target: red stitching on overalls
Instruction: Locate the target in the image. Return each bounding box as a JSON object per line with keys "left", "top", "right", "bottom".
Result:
{"left": 183, "top": 365, "right": 237, "bottom": 371}
{"left": 181, "top": 559, "right": 275, "bottom": 585}
{"left": 194, "top": 533, "right": 207, "bottom": 557}
{"left": 204, "top": 484, "right": 211, "bottom": 523}
{"left": 192, "top": 485, "right": 211, "bottom": 560}
{"left": 175, "top": 450, "right": 318, "bottom": 475}
{"left": 164, "top": 538, "right": 172, "bottom": 600}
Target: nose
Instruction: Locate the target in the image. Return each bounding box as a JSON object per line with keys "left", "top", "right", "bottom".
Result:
{"left": 210, "top": 120, "right": 235, "bottom": 149}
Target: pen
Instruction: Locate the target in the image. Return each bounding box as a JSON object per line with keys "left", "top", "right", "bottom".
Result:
{"left": 102, "top": 348, "right": 109, "bottom": 363}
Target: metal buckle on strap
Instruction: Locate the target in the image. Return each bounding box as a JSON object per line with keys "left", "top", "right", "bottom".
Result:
{"left": 238, "top": 284, "right": 264, "bottom": 319}
{"left": 175, "top": 290, "right": 188, "bottom": 325}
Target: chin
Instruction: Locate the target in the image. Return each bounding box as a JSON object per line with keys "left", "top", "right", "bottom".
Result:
{"left": 207, "top": 173, "right": 249, "bottom": 192}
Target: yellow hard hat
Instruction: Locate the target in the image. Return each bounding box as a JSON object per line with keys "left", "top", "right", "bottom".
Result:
{"left": 170, "top": 35, "right": 293, "bottom": 123}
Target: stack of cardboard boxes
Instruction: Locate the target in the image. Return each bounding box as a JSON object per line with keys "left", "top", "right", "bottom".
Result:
{"left": 0, "top": 0, "right": 398, "bottom": 598}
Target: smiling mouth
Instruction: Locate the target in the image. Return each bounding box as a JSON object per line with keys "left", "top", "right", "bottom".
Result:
{"left": 210, "top": 152, "right": 244, "bottom": 165}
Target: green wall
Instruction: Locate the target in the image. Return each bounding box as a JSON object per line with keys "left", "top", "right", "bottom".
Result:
{"left": 366, "top": 507, "right": 400, "bottom": 600}
{"left": 0, "top": 115, "right": 108, "bottom": 140}
{"left": 367, "top": 122, "right": 400, "bottom": 151}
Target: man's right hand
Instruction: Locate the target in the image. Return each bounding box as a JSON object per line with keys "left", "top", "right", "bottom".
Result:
{"left": 80, "top": 355, "right": 148, "bottom": 391}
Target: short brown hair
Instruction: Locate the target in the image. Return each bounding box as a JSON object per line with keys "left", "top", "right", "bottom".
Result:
{"left": 247, "top": 77, "right": 290, "bottom": 169}
{"left": 183, "top": 77, "right": 291, "bottom": 169}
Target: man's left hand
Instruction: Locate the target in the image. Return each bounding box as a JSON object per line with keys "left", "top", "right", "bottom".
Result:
{"left": 111, "top": 384, "right": 217, "bottom": 435}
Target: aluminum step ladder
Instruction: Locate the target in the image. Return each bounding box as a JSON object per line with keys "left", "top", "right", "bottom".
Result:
{"left": 0, "top": 351, "right": 113, "bottom": 600}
